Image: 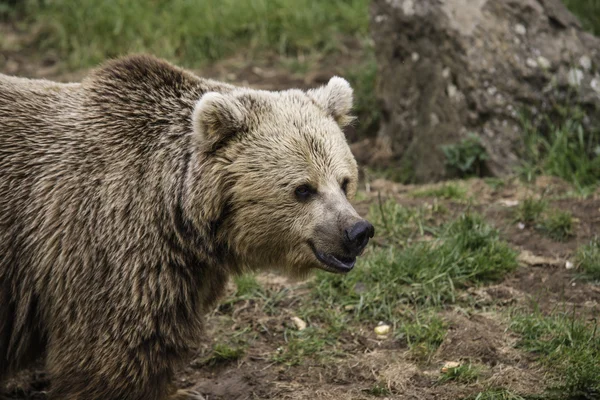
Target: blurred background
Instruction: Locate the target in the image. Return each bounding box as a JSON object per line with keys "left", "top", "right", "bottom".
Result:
{"left": 2, "top": 2, "right": 600, "bottom": 400}
{"left": 1, "top": 0, "right": 599, "bottom": 191}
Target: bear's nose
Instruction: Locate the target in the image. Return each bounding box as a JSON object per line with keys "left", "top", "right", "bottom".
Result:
{"left": 344, "top": 220, "right": 375, "bottom": 255}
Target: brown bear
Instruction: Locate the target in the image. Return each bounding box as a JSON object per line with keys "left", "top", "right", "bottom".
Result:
{"left": 0, "top": 55, "right": 374, "bottom": 400}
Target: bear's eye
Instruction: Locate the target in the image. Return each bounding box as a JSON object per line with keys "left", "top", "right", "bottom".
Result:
{"left": 341, "top": 178, "right": 350, "bottom": 195}
{"left": 294, "top": 184, "right": 314, "bottom": 201}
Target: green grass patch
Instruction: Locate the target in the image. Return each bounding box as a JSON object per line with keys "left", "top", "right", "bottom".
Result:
{"left": 196, "top": 343, "right": 245, "bottom": 367}
{"left": 563, "top": 0, "right": 600, "bottom": 35}
{"left": 411, "top": 183, "right": 467, "bottom": 201}
{"left": 519, "top": 112, "right": 600, "bottom": 193}
{"left": 513, "top": 197, "right": 548, "bottom": 224}
{"left": 398, "top": 311, "right": 447, "bottom": 360}
{"left": 363, "top": 383, "right": 392, "bottom": 397}
{"left": 484, "top": 178, "right": 506, "bottom": 191}
{"left": 311, "top": 212, "right": 517, "bottom": 321}
{"left": 272, "top": 326, "right": 341, "bottom": 366}
{"left": 438, "top": 363, "right": 482, "bottom": 385}
{"left": 16, "top": 0, "right": 370, "bottom": 69}
{"left": 369, "top": 199, "right": 431, "bottom": 244}
{"left": 576, "top": 237, "right": 600, "bottom": 280}
{"left": 442, "top": 133, "right": 489, "bottom": 178}
{"left": 536, "top": 210, "right": 574, "bottom": 242}
{"left": 234, "top": 273, "right": 263, "bottom": 298}
{"left": 346, "top": 50, "right": 380, "bottom": 141}
{"left": 511, "top": 308, "right": 600, "bottom": 399}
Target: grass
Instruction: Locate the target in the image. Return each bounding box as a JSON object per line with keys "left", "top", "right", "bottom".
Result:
{"left": 273, "top": 207, "right": 517, "bottom": 366}
{"left": 576, "top": 237, "right": 600, "bottom": 280}
{"left": 369, "top": 199, "right": 431, "bottom": 245}
{"left": 195, "top": 343, "right": 245, "bottom": 367}
{"left": 234, "top": 273, "right": 263, "bottom": 298}
{"left": 345, "top": 50, "right": 380, "bottom": 141}
{"left": 563, "top": 0, "right": 600, "bottom": 35}
{"left": 311, "top": 211, "right": 517, "bottom": 319}
{"left": 363, "top": 383, "right": 392, "bottom": 397}
{"left": 536, "top": 210, "right": 574, "bottom": 242}
{"left": 442, "top": 133, "right": 489, "bottom": 178}
{"left": 397, "top": 310, "right": 447, "bottom": 360}
{"left": 438, "top": 363, "right": 482, "bottom": 384}
{"left": 520, "top": 113, "right": 600, "bottom": 193}
{"left": 12, "top": 0, "right": 370, "bottom": 69}
{"left": 411, "top": 183, "right": 467, "bottom": 201}
{"left": 272, "top": 326, "right": 342, "bottom": 366}
{"left": 513, "top": 197, "right": 548, "bottom": 224}
{"left": 511, "top": 308, "right": 600, "bottom": 399}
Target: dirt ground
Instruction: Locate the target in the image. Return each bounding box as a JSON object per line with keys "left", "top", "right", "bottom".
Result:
{"left": 2, "top": 24, "right": 600, "bottom": 400}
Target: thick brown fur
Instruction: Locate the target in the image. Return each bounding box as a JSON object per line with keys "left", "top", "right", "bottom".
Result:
{"left": 0, "top": 55, "right": 366, "bottom": 399}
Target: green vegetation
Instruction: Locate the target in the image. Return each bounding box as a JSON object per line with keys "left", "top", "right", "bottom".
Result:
{"left": 411, "top": 183, "right": 467, "bottom": 201}
{"left": 346, "top": 50, "right": 380, "bottom": 141}
{"left": 10, "top": 0, "right": 370, "bottom": 68}
{"left": 576, "top": 237, "right": 600, "bottom": 280}
{"left": 442, "top": 133, "right": 489, "bottom": 178}
{"left": 197, "top": 343, "right": 245, "bottom": 367}
{"left": 511, "top": 308, "right": 600, "bottom": 399}
{"left": 520, "top": 113, "right": 600, "bottom": 193}
{"left": 363, "top": 383, "right": 392, "bottom": 397}
{"left": 513, "top": 197, "right": 548, "bottom": 224}
{"left": 312, "top": 211, "right": 517, "bottom": 319}
{"left": 563, "top": 0, "right": 600, "bottom": 35}
{"left": 369, "top": 199, "right": 430, "bottom": 244}
{"left": 234, "top": 273, "right": 263, "bottom": 298}
{"left": 537, "top": 210, "right": 574, "bottom": 242}
{"left": 439, "top": 363, "right": 481, "bottom": 384}
{"left": 397, "top": 311, "right": 447, "bottom": 359}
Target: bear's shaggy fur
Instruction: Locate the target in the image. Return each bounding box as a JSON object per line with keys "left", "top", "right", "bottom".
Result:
{"left": 0, "top": 55, "right": 371, "bottom": 399}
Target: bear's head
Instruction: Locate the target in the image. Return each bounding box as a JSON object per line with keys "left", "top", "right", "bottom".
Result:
{"left": 190, "top": 77, "right": 374, "bottom": 276}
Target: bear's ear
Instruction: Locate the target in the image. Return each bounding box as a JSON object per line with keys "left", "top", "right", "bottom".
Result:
{"left": 192, "top": 92, "right": 246, "bottom": 147}
{"left": 307, "top": 76, "right": 354, "bottom": 127}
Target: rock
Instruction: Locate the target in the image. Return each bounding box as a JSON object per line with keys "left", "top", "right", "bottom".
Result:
{"left": 375, "top": 322, "right": 391, "bottom": 336}
{"left": 518, "top": 250, "right": 561, "bottom": 267}
{"left": 291, "top": 316, "right": 307, "bottom": 331}
{"left": 441, "top": 361, "right": 461, "bottom": 373}
{"left": 370, "top": 0, "right": 600, "bottom": 182}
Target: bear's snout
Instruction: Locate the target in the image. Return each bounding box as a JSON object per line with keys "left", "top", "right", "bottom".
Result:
{"left": 344, "top": 220, "right": 375, "bottom": 256}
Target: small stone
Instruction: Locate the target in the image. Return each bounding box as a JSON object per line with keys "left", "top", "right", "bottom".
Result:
{"left": 579, "top": 55, "right": 592, "bottom": 71}
{"left": 291, "top": 316, "right": 307, "bottom": 331}
{"left": 374, "top": 323, "right": 391, "bottom": 336}
{"left": 566, "top": 261, "right": 574, "bottom": 270}
{"left": 374, "top": 15, "right": 387, "bottom": 23}
{"left": 402, "top": 0, "right": 415, "bottom": 16}
{"left": 537, "top": 56, "right": 551, "bottom": 70}
{"left": 526, "top": 58, "right": 537, "bottom": 68}
{"left": 411, "top": 52, "right": 420, "bottom": 62}
{"left": 568, "top": 68, "right": 584, "bottom": 87}
{"left": 442, "top": 67, "right": 451, "bottom": 78}
{"left": 517, "top": 222, "right": 526, "bottom": 230}
{"left": 344, "top": 304, "right": 355, "bottom": 311}
{"left": 515, "top": 23, "right": 527, "bottom": 36}
{"left": 591, "top": 78, "right": 600, "bottom": 93}
{"left": 498, "top": 199, "right": 519, "bottom": 207}
{"left": 447, "top": 84, "right": 458, "bottom": 98}
{"left": 441, "top": 361, "right": 461, "bottom": 373}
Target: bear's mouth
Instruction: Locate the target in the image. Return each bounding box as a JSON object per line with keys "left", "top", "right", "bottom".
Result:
{"left": 308, "top": 242, "right": 356, "bottom": 273}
